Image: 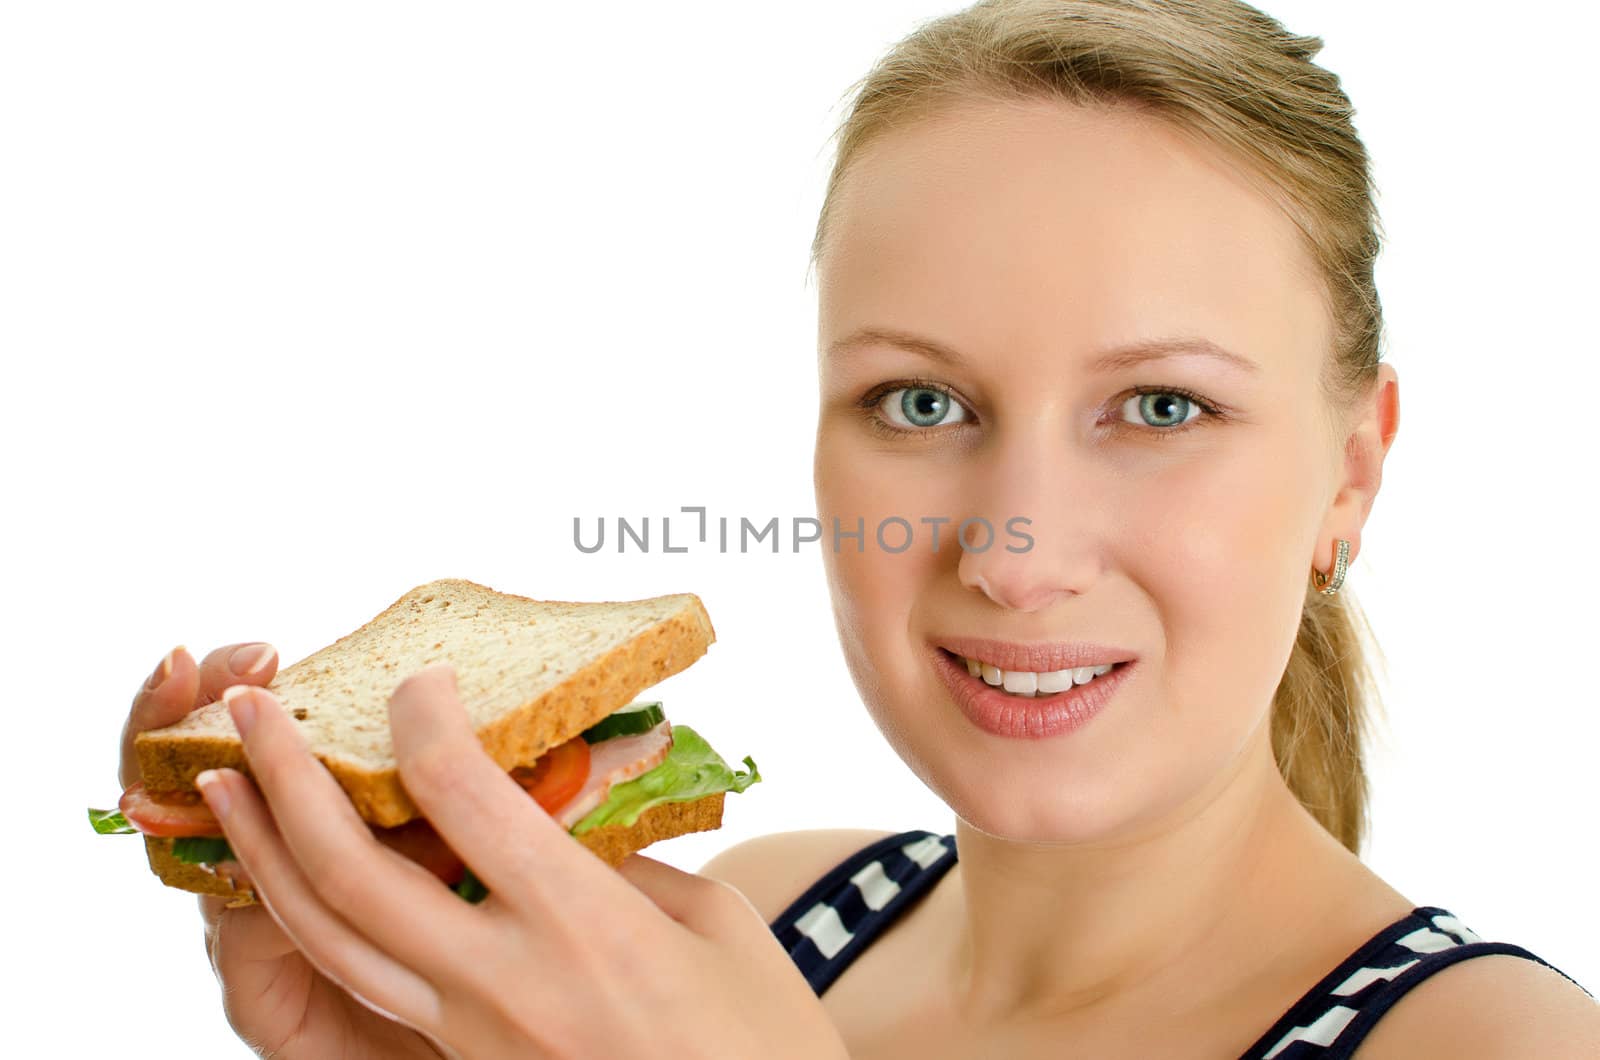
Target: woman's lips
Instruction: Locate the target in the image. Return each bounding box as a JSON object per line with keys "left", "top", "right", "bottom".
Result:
{"left": 930, "top": 645, "right": 1135, "bottom": 739}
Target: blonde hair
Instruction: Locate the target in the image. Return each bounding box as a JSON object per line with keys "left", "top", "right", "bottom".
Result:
{"left": 811, "top": 0, "right": 1389, "bottom": 853}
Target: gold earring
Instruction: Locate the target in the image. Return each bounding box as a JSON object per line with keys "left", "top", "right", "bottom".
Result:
{"left": 1312, "top": 538, "right": 1350, "bottom": 595}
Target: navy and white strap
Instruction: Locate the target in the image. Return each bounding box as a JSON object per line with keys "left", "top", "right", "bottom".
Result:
{"left": 1243, "top": 906, "right": 1592, "bottom": 1058}
{"left": 768, "top": 829, "right": 957, "bottom": 997}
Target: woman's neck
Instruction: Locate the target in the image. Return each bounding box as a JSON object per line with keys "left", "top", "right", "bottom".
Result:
{"left": 935, "top": 726, "right": 1371, "bottom": 1027}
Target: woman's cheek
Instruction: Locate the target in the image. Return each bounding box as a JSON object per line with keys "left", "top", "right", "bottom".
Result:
{"left": 817, "top": 466, "right": 904, "bottom": 625}
{"left": 1117, "top": 442, "right": 1316, "bottom": 786}
{"left": 815, "top": 433, "right": 954, "bottom": 742}
{"left": 815, "top": 429, "right": 953, "bottom": 599}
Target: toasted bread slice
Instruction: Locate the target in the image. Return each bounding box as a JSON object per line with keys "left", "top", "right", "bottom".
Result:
{"left": 134, "top": 578, "right": 716, "bottom": 827}
{"left": 147, "top": 791, "right": 729, "bottom": 907}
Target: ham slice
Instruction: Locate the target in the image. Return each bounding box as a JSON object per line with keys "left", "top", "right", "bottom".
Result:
{"left": 554, "top": 719, "right": 673, "bottom": 828}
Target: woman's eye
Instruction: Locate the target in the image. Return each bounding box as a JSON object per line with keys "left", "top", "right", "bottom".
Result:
{"left": 879, "top": 386, "right": 969, "bottom": 429}
{"left": 1118, "top": 390, "right": 1206, "bottom": 431}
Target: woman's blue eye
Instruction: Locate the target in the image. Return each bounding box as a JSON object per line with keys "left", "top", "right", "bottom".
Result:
{"left": 1120, "top": 391, "right": 1203, "bottom": 430}
{"left": 881, "top": 386, "right": 968, "bottom": 429}
{"left": 863, "top": 383, "right": 1214, "bottom": 437}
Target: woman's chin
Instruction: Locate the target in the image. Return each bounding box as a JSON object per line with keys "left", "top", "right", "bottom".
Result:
{"left": 943, "top": 786, "right": 1137, "bottom": 846}
{"left": 892, "top": 746, "right": 1137, "bottom": 843}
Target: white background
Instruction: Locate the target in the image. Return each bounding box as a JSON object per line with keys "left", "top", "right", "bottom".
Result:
{"left": 3, "top": 1, "right": 1595, "bottom": 1054}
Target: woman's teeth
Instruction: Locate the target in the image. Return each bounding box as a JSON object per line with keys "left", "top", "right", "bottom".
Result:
{"left": 962, "top": 656, "right": 1118, "bottom": 697}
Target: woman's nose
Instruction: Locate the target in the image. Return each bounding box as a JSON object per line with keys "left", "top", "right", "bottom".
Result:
{"left": 957, "top": 531, "right": 1081, "bottom": 613}
{"left": 951, "top": 436, "right": 1104, "bottom": 613}
{"left": 960, "top": 566, "right": 1073, "bottom": 612}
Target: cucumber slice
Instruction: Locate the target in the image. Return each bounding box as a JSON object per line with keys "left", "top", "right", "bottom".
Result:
{"left": 580, "top": 700, "right": 666, "bottom": 744}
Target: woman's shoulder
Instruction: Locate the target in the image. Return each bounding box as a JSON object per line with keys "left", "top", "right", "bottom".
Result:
{"left": 696, "top": 827, "right": 903, "bottom": 924}
{"left": 1350, "top": 947, "right": 1599, "bottom": 1058}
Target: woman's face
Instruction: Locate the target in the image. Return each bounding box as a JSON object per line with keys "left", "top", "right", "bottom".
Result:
{"left": 814, "top": 97, "right": 1363, "bottom": 843}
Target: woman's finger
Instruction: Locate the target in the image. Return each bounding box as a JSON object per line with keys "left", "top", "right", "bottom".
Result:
{"left": 387, "top": 665, "right": 650, "bottom": 918}
{"left": 614, "top": 853, "right": 750, "bottom": 936}
{"left": 218, "top": 685, "right": 483, "bottom": 972}
{"left": 197, "top": 642, "right": 279, "bottom": 704}
{"left": 197, "top": 765, "right": 443, "bottom": 1030}
{"left": 120, "top": 646, "right": 199, "bottom": 787}
{"left": 202, "top": 894, "right": 295, "bottom": 971}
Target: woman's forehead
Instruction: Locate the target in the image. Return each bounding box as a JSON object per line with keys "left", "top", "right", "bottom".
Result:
{"left": 817, "top": 96, "right": 1329, "bottom": 380}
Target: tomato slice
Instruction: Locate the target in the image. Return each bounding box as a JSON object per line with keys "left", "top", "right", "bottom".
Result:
{"left": 510, "top": 735, "right": 591, "bottom": 814}
{"left": 119, "top": 781, "right": 223, "bottom": 838}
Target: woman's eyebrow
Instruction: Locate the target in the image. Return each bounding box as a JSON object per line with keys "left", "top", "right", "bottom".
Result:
{"left": 1089, "top": 337, "right": 1261, "bottom": 376}
{"left": 826, "top": 326, "right": 1261, "bottom": 376}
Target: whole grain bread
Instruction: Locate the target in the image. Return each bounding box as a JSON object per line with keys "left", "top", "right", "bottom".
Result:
{"left": 134, "top": 578, "right": 716, "bottom": 827}
{"left": 145, "top": 791, "right": 729, "bottom": 907}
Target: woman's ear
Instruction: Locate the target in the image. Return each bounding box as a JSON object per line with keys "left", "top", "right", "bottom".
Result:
{"left": 1318, "top": 363, "right": 1400, "bottom": 565}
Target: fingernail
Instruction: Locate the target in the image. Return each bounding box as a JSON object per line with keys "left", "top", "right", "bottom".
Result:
{"left": 145, "top": 645, "right": 183, "bottom": 692}
{"left": 222, "top": 685, "right": 259, "bottom": 738}
{"left": 195, "top": 769, "right": 230, "bottom": 818}
{"left": 228, "top": 643, "right": 275, "bottom": 678}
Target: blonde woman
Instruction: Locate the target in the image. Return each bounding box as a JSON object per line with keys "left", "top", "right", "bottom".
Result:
{"left": 111, "top": 1, "right": 1597, "bottom": 1057}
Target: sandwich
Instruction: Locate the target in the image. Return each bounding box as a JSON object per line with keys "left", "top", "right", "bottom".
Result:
{"left": 89, "top": 578, "right": 761, "bottom": 907}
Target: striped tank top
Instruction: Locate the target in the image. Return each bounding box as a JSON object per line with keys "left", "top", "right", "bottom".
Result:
{"left": 767, "top": 830, "right": 1592, "bottom": 1058}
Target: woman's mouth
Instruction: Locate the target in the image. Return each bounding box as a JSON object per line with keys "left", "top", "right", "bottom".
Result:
{"left": 930, "top": 646, "right": 1137, "bottom": 739}
{"left": 949, "top": 651, "right": 1125, "bottom": 697}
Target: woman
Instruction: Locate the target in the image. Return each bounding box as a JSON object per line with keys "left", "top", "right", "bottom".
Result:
{"left": 114, "top": 0, "right": 1597, "bottom": 1056}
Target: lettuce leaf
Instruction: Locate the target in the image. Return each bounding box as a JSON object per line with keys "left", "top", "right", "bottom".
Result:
{"left": 570, "top": 723, "right": 760, "bottom": 836}
{"left": 454, "top": 868, "right": 489, "bottom": 903}
{"left": 172, "top": 836, "right": 235, "bottom": 864}
{"left": 88, "top": 808, "right": 137, "bottom": 834}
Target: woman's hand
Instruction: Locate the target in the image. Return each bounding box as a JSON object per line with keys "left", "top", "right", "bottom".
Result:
{"left": 194, "top": 664, "right": 850, "bottom": 1060}
{"left": 122, "top": 644, "right": 443, "bottom": 1060}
